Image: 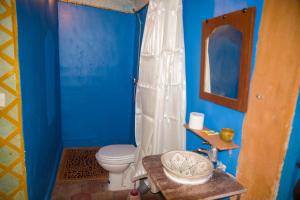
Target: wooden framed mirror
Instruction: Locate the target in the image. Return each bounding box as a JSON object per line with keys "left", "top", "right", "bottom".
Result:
{"left": 200, "top": 7, "right": 256, "bottom": 112}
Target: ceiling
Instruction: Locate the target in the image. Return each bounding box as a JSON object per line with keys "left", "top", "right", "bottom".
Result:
{"left": 60, "top": 0, "right": 149, "bottom": 13}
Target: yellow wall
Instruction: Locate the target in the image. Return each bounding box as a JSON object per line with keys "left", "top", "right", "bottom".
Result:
{"left": 0, "top": 0, "right": 28, "bottom": 199}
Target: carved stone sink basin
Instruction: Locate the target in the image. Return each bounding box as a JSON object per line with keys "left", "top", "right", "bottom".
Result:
{"left": 161, "top": 150, "right": 213, "bottom": 185}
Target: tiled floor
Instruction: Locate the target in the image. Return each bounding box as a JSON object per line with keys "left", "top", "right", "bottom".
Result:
{"left": 51, "top": 148, "right": 164, "bottom": 200}
{"left": 51, "top": 179, "right": 164, "bottom": 200}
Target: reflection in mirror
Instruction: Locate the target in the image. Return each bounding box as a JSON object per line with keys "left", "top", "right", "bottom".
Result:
{"left": 200, "top": 7, "right": 256, "bottom": 112}
{"left": 204, "top": 25, "right": 242, "bottom": 99}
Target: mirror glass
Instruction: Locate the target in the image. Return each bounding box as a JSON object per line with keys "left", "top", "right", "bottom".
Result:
{"left": 204, "top": 25, "right": 242, "bottom": 99}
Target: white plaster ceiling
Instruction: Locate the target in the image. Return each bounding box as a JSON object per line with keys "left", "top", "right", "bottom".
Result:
{"left": 60, "top": 0, "right": 148, "bottom": 13}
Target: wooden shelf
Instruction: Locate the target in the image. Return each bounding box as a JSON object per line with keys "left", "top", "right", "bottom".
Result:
{"left": 184, "top": 124, "right": 239, "bottom": 151}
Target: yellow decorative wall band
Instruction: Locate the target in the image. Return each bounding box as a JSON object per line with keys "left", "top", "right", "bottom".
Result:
{"left": 0, "top": 0, "right": 28, "bottom": 199}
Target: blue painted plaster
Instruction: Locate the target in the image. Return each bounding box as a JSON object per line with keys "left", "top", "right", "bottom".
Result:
{"left": 129, "top": 6, "right": 148, "bottom": 144}
{"left": 16, "top": 0, "right": 62, "bottom": 199}
{"left": 278, "top": 92, "right": 300, "bottom": 200}
{"left": 58, "top": 2, "right": 140, "bottom": 147}
{"left": 183, "top": 0, "right": 263, "bottom": 175}
{"left": 133, "top": 5, "right": 147, "bottom": 80}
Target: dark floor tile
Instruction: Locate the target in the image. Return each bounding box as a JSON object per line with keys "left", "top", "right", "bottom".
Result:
{"left": 70, "top": 193, "right": 92, "bottom": 200}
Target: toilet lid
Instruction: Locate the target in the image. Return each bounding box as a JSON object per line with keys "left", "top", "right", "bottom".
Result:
{"left": 97, "top": 144, "right": 136, "bottom": 161}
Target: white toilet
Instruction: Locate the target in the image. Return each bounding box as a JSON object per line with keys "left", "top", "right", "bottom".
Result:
{"left": 95, "top": 144, "right": 136, "bottom": 191}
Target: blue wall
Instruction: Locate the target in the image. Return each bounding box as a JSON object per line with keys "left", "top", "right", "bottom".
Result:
{"left": 58, "top": 3, "right": 141, "bottom": 147}
{"left": 129, "top": 6, "right": 148, "bottom": 144}
{"left": 16, "top": 0, "right": 62, "bottom": 199}
{"left": 278, "top": 92, "right": 300, "bottom": 200}
{"left": 183, "top": 0, "right": 263, "bottom": 174}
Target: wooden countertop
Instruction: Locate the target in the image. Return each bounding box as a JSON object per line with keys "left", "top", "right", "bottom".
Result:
{"left": 143, "top": 154, "right": 246, "bottom": 200}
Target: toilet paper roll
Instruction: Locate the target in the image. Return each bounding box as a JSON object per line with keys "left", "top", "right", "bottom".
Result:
{"left": 189, "top": 112, "right": 204, "bottom": 130}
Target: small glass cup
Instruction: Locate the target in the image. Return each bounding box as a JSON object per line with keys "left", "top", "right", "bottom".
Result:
{"left": 220, "top": 128, "right": 235, "bottom": 143}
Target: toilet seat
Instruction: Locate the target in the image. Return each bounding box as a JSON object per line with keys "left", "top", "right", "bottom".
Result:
{"left": 96, "top": 144, "right": 136, "bottom": 164}
{"left": 95, "top": 144, "right": 137, "bottom": 191}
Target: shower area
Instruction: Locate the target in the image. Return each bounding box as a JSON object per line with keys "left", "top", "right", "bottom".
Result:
{"left": 12, "top": 0, "right": 186, "bottom": 198}
{"left": 14, "top": 0, "right": 149, "bottom": 198}
{"left": 58, "top": 2, "right": 147, "bottom": 148}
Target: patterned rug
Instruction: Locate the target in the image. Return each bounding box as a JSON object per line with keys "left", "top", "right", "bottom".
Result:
{"left": 58, "top": 148, "right": 108, "bottom": 182}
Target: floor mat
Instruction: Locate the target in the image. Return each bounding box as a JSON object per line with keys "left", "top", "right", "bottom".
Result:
{"left": 57, "top": 147, "right": 108, "bottom": 182}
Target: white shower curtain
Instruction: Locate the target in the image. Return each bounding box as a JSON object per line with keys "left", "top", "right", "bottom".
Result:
{"left": 123, "top": 0, "right": 186, "bottom": 185}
